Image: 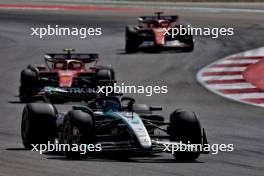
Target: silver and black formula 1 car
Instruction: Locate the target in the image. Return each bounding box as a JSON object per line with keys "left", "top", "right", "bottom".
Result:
{"left": 19, "top": 48, "right": 115, "bottom": 102}
{"left": 125, "top": 12, "right": 194, "bottom": 53}
{"left": 21, "top": 96, "right": 208, "bottom": 161}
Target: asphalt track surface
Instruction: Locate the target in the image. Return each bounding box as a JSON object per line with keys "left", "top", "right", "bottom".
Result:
{"left": 0, "top": 7, "right": 264, "bottom": 176}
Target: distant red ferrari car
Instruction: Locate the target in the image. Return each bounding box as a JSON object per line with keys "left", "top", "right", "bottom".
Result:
{"left": 125, "top": 12, "right": 194, "bottom": 53}
{"left": 19, "top": 48, "right": 115, "bottom": 102}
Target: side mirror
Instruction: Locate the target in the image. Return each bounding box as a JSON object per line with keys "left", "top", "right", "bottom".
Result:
{"left": 137, "top": 17, "right": 143, "bottom": 22}
{"left": 121, "top": 97, "right": 135, "bottom": 112}
{"left": 44, "top": 55, "right": 52, "bottom": 59}
{"left": 121, "top": 97, "right": 135, "bottom": 104}
{"left": 150, "top": 106, "right": 162, "bottom": 111}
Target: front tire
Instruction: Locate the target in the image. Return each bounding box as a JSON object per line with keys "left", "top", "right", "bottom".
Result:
{"left": 19, "top": 68, "right": 39, "bottom": 102}
{"left": 63, "top": 110, "right": 94, "bottom": 159}
{"left": 167, "top": 109, "right": 202, "bottom": 161}
{"left": 181, "top": 35, "right": 194, "bottom": 52}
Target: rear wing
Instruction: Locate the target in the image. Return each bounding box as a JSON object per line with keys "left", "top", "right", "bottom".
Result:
{"left": 138, "top": 15, "right": 178, "bottom": 22}
{"left": 44, "top": 53, "right": 99, "bottom": 63}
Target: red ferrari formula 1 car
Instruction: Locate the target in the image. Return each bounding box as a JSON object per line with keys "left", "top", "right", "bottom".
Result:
{"left": 125, "top": 12, "right": 194, "bottom": 53}
{"left": 19, "top": 48, "right": 115, "bottom": 102}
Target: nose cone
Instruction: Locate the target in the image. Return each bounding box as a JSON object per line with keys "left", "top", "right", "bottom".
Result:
{"left": 58, "top": 71, "right": 75, "bottom": 87}
{"left": 153, "top": 28, "right": 165, "bottom": 46}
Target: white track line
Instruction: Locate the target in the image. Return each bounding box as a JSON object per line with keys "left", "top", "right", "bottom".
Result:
{"left": 226, "top": 93, "right": 264, "bottom": 99}
{"left": 220, "top": 59, "right": 259, "bottom": 64}
{"left": 201, "top": 75, "right": 244, "bottom": 81}
{"left": 232, "top": 48, "right": 264, "bottom": 57}
{"left": 206, "top": 67, "right": 246, "bottom": 72}
{"left": 207, "top": 83, "right": 255, "bottom": 90}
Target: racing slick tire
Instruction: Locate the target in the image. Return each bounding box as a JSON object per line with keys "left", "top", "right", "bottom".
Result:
{"left": 96, "top": 65, "right": 115, "bottom": 80}
{"left": 21, "top": 103, "right": 57, "bottom": 149}
{"left": 63, "top": 110, "right": 95, "bottom": 159}
{"left": 19, "top": 68, "right": 39, "bottom": 102}
{"left": 171, "top": 25, "right": 194, "bottom": 52}
{"left": 96, "top": 67, "right": 115, "bottom": 95}
{"left": 167, "top": 109, "right": 202, "bottom": 161}
{"left": 125, "top": 26, "right": 138, "bottom": 53}
{"left": 180, "top": 34, "right": 194, "bottom": 52}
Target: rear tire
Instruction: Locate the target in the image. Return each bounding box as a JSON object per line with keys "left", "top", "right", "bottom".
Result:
{"left": 167, "top": 109, "right": 201, "bottom": 161}
{"left": 63, "top": 110, "right": 94, "bottom": 159}
{"left": 21, "top": 103, "right": 57, "bottom": 149}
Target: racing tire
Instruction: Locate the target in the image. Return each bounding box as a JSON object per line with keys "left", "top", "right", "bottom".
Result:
{"left": 172, "top": 24, "right": 194, "bottom": 52}
{"left": 63, "top": 110, "right": 95, "bottom": 159}
{"left": 19, "top": 68, "right": 39, "bottom": 102}
{"left": 21, "top": 103, "right": 57, "bottom": 149}
{"left": 96, "top": 67, "right": 115, "bottom": 95}
{"left": 167, "top": 109, "right": 202, "bottom": 161}
{"left": 181, "top": 35, "right": 194, "bottom": 52}
{"left": 96, "top": 66, "right": 115, "bottom": 80}
{"left": 125, "top": 26, "right": 138, "bottom": 53}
